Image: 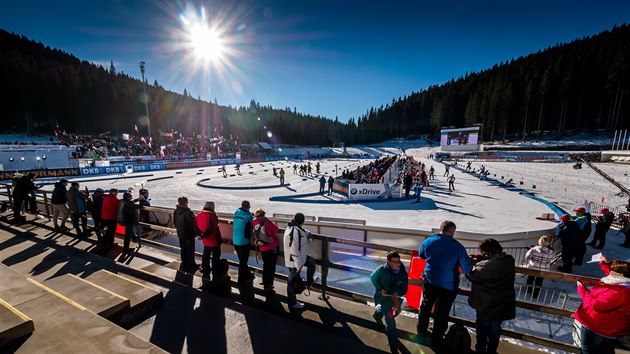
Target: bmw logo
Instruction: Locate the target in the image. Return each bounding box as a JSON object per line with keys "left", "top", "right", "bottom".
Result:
{"left": 350, "top": 188, "right": 357, "bottom": 195}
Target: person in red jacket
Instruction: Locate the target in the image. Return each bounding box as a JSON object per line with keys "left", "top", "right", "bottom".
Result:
{"left": 574, "top": 256, "right": 630, "bottom": 354}
{"left": 252, "top": 208, "right": 281, "bottom": 291}
{"left": 100, "top": 189, "right": 119, "bottom": 253}
{"left": 195, "top": 201, "right": 221, "bottom": 279}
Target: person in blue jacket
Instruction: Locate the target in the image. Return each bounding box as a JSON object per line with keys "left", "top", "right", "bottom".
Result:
{"left": 417, "top": 220, "right": 473, "bottom": 349}
{"left": 371, "top": 251, "right": 408, "bottom": 354}
{"left": 233, "top": 200, "right": 254, "bottom": 283}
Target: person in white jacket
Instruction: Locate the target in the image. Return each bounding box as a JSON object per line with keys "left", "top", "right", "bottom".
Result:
{"left": 524, "top": 235, "right": 556, "bottom": 298}
{"left": 283, "top": 212, "right": 316, "bottom": 309}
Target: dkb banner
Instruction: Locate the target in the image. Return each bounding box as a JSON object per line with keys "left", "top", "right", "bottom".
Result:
{"left": 80, "top": 166, "right": 126, "bottom": 176}
{"left": 132, "top": 163, "right": 165, "bottom": 172}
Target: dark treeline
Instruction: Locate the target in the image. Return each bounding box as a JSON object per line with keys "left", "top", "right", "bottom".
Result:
{"left": 1, "top": 25, "right": 629, "bottom": 146}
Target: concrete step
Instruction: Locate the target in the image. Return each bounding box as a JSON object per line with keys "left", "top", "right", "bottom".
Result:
{"left": 0, "top": 264, "right": 166, "bottom": 353}
{"left": 84, "top": 270, "right": 163, "bottom": 311}
{"left": 0, "top": 297, "right": 34, "bottom": 347}
{"left": 43, "top": 273, "right": 130, "bottom": 320}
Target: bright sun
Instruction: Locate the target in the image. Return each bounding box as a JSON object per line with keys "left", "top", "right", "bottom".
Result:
{"left": 188, "top": 24, "right": 225, "bottom": 62}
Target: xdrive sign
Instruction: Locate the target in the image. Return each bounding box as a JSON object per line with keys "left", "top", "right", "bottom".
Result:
{"left": 347, "top": 183, "right": 392, "bottom": 200}
{"left": 350, "top": 188, "right": 381, "bottom": 196}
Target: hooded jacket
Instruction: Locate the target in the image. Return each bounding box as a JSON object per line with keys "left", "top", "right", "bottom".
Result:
{"left": 118, "top": 199, "right": 141, "bottom": 226}
{"left": 196, "top": 209, "right": 221, "bottom": 247}
{"left": 252, "top": 217, "right": 280, "bottom": 253}
{"left": 467, "top": 253, "right": 516, "bottom": 321}
{"left": 51, "top": 182, "right": 68, "bottom": 204}
{"left": 371, "top": 262, "right": 408, "bottom": 309}
{"left": 556, "top": 220, "right": 579, "bottom": 250}
{"left": 283, "top": 220, "right": 309, "bottom": 269}
{"left": 574, "top": 262, "right": 630, "bottom": 338}
{"left": 66, "top": 186, "right": 88, "bottom": 214}
{"left": 173, "top": 205, "right": 200, "bottom": 240}
{"left": 232, "top": 207, "right": 253, "bottom": 246}
{"left": 101, "top": 194, "right": 119, "bottom": 220}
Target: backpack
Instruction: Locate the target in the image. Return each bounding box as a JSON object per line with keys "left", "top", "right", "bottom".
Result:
{"left": 254, "top": 219, "right": 273, "bottom": 246}
{"left": 443, "top": 323, "right": 471, "bottom": 354}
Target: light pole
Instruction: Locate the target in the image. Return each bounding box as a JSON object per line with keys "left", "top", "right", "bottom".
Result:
{"left": 36, "top": 156, "right": 41, "bottom": 169}
{"left": 139, "top": 61, "right": 151, "bottom": 138}
{"left": 20, "top": 157, "right": 25, "bottom": 171}
{"left": 42, "top": 155, "right": 47, "bottom": 169}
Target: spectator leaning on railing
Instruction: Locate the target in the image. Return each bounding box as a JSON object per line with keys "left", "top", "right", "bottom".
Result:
{"left": 574, "top": 256, "right": 630, "bottom": 354}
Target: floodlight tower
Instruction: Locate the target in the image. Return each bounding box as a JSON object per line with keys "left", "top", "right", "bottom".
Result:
{"left": 139, "top": 61, "right": 151, "bottom": 138}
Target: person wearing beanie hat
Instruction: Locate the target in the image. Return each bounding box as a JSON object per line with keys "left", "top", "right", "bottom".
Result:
{"left": 524, "top": 235, "right": 556, "bottom": 298}
{"left": 283, "top": 212, "right": 316, "bottom": 309}
{"left": 173, "top": 196, "right": 200, "bottom": 271}
{"left": 196, "top": 201, "right": 221, "bottom": 278}
{"left": 90, "top": 187, "right": 106, "bottom": 244}
{"left": 51, "top": 178, "right": 70, "bottom": 230}
{"left": 252, "top": 208, "right": 281, "bottom": 291}
{"left": 232, "top": 200, "right": 255, "bottom": 283}
{"left": 589, "top": 208, "right": 615, "bottom": 249}
{"left": 118, "top": 190, "right": 144, "bottom": 257}
{"left": 66, "top": 181, "right": 90, "bottom": 238}
{"left": 556, "top": 214, "right": 579, "bottom": 273}
{"left": 573, "top": 206, "right": 592, "bottom": 266}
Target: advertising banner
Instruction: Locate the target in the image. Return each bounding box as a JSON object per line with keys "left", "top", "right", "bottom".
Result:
{"left": 332, "top": 180, "right": 349, "bottom": 197}
{"left": 0, "top": 168, "right": 81, "bottom": 180}
{"left": 347, "top": 183, "right": 399, "bottom": 200}
{"left": 208, "top": 159, "right": 241, "bottom": 166}
{"left": 165, "top": 161, "right": 210, "bottom": 170}
{"left": 131, "top": 163, "right": 165, "bottom": 172}
{"left": 80, "top": 166, "right": 126, "bottom": 176}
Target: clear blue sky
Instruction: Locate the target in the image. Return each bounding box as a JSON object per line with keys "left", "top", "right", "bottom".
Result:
{"left": 1, "top": 0, "right": 629, "bottom": 122}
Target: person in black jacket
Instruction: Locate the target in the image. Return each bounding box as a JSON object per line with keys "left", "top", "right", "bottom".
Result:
{"left": 12, "top": 172, "right": 39, "bottom": 223}
{"left": 467, "top": 238, "right": 516, "bottom": 354}
{"left": 51, "top": 178, "right": 70, "bottom": 230}
{"left": 173, "top": 196, "right": 200, "bottom": 272}
{"left": 118, "top": 192, "right": 143, "bottom": 256}
{"left": 588, "top": 208, "right": 615, "bottom": 249}
{"left": 91, "top": 188, "right": 105, "bottom": 243}
{"left": 573, "top": 206, "right": 592, "bottom": 266}
{"left": 403, "top": 174, "right": 412, "bottom": 197}
{"left": 556, "top": 214, "right": 579, "bottom": 273}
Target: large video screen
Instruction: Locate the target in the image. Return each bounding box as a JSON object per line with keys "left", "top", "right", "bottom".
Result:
{"left": 440, "top": 127, "right": 479, "bottom": 146}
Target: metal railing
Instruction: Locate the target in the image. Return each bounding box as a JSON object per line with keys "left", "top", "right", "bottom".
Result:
{"left": 3, "top": 185, "right": 595, "bottom": 353}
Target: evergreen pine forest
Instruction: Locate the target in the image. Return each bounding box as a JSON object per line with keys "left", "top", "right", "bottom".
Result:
{"left": 0, "top": 25, "right": 629, "bottom": 146}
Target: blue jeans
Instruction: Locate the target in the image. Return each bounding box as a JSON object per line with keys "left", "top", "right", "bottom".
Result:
{"left": 580, "top": 325, "right": 617, "bottom": 354}
{"left": 287, "top": 256, "right": 316, "bottom": 306}
{"left": 374, "top": 302, "right": 402, "bottom": 351}
{"left": 475, "top": 312, "right": 503, "bottom": 354}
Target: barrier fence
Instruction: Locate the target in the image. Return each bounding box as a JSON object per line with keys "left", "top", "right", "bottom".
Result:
{"left": 2, "top": 185, "right": 594, "bottom": 353}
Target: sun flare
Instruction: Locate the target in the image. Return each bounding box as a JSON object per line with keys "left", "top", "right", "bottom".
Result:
{"left": 187, "top": 23, "right": 225, "bottom": 62}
